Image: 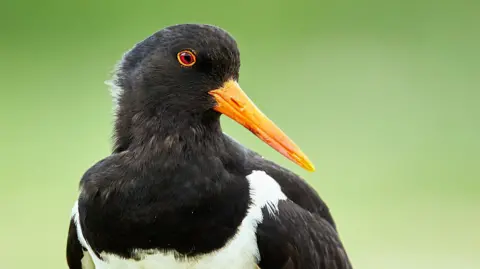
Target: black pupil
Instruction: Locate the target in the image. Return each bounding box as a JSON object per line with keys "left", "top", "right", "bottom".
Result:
{"left": 182, "top": 53, "right": 192, "bottom": 63}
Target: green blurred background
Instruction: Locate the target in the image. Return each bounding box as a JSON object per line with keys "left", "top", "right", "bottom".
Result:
{"left": 1, "top": 0, "right": 479, "bottom": 268}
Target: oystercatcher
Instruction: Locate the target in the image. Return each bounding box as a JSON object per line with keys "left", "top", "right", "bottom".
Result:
{"left": 66, "top": 24, "right": 352, "bottom": 269}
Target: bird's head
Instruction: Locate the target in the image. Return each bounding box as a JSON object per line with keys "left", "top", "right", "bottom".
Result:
{"left": 111, "top": 24, "right": 314, "bottom": 172}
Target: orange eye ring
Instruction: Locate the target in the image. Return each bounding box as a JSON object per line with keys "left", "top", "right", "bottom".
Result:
{"left": 177, "top": 50, "right": 197, "bottom": 67}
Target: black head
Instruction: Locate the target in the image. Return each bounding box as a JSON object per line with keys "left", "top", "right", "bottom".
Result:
{"left": 115, "top": 24, "right": 240, "bottom": 115}
{"left": 111, "top": 24, "right": 240, "bottom": 151}
{"left": 110, "top": 24, "right": 315, "bottom": 172}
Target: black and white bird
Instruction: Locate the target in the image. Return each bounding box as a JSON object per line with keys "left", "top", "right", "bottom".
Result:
{"left": 66, "top": 24, "right": 352, "bottom": 269}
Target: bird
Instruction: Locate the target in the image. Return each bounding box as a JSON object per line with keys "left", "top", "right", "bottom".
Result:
{"left": 66, "top": 23, "right": 352, "bottom": 269}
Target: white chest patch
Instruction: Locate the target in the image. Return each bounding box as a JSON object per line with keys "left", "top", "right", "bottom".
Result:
{"left": 71, "top": 170, "right": 287, "bottom": 269}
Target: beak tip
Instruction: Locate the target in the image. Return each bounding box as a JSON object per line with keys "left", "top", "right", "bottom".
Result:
{"left": 305, "top": 163, "right": 316, "bottom": 172}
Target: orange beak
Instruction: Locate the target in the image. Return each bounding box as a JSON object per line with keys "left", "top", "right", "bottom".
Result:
{"left": 209, "top": 79, "right": 315, "bottom": 172}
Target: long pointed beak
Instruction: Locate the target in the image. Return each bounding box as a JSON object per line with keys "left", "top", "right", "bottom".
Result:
{"left": 209, "top": 79, "right": 315, "bottom": 172}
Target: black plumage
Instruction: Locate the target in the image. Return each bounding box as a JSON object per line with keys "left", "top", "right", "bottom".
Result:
{"left": 66, "top": 23, "right": 352, "bottom": 269}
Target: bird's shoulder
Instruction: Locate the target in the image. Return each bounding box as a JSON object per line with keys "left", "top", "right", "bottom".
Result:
{"left": 223, "top": 134, "right": 336, "bottom": 228}
{"left": 78, "top": 155, "right": 116, "bottom": 189}
{"left": 77, "top": 153, "right": 133, "bottom": 204}
{"left": 256, "top": 199, "right": 352, "bottom": 269}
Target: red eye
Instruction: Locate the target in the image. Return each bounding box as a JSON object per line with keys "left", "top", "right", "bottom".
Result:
{"left": 177, "top": 50, "right": 196, "bottom": 67}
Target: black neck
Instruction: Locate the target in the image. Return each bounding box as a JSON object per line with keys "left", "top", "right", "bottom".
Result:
{"left": 113, "top": 107, "right": 225, "bottom": 159}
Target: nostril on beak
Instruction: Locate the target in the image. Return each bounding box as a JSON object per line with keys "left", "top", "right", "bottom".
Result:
{"left": 230, "top": 97, "right": 245, "bottom": 111}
